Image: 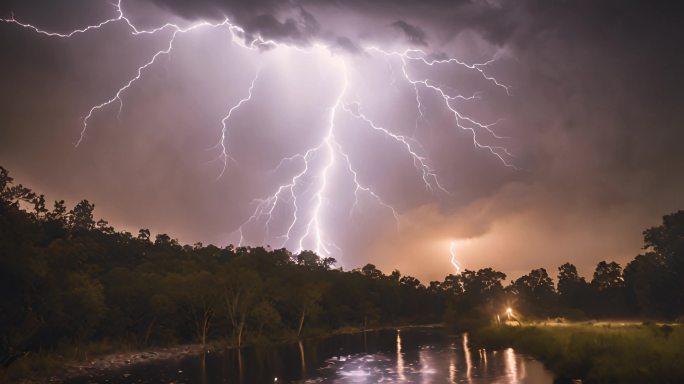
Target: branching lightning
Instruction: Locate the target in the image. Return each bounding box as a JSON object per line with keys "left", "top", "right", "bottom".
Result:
{"left": 366, "top": 47, "right": 516, "bottom": 168}
{"left": 2, "top": 1, "right": 515, "bottom": 261}
{"left": 212, "top": 68, "right": 261, "bottom": 179}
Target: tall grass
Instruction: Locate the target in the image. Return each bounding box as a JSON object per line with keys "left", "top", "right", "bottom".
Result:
{"left": 471, "top": 323, "right": 684, "bottom": 383}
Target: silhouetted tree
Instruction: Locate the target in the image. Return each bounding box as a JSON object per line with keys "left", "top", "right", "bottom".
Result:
{"left": 361, "top": 263, "right": 384, "bottom": 279}
{"left": 590, "top": 261, "right": 627, "bottom": 317}
{"left": 510, "top": 268, "right": 556, "bottom": 317}
{"left": 69, "top": 200, "right": 95, "bottom": 231}
{"left": 557, "top": 262, "right": 591, "bottom": 317}
{"left": 624, "top": 210, "right": 684, "bottom": 318}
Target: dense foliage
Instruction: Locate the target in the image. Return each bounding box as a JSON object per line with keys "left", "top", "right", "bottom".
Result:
{"left": 1, "top": 165, "right": 682, "bottom": 368}
{"left": 0, "top": 166, "right": 445, "bottom": 363}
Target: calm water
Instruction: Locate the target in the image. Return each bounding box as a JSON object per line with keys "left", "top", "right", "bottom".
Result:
{"left": 67, "top": 328, "right": 554, "bottom": 383}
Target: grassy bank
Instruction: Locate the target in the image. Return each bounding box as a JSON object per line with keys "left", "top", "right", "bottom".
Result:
{"left": 471, "top": 322, "right": 684, "bottom": 383}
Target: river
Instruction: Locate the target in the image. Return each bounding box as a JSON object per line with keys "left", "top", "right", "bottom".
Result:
{"left": 66, "top": 327, "right": 554, "bottom": 383}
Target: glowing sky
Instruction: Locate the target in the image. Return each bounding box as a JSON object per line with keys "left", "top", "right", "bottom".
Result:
{"left": 1, "top": 0, "right": 682, "bottom": 282}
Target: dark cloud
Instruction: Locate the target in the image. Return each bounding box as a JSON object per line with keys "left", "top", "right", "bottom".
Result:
{"left": 390, "top": 20, "right": 428, "bottom": 46}
{"left": 333, "top": 36, "right": 361, "bottom": 54}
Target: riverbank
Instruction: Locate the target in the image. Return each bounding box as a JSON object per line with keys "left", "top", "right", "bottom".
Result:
{"left": 4, "top": 323, "right": 442, "bottom": 383}
{"left": 470, "top": 322, "right": 684, "bottom": 383}
{"left": 4, "top": 342, "right": 216, "bottom": 383}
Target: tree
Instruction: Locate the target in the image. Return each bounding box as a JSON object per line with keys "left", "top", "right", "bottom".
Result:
{"left": 557, "top": 263, "right": 590, "bottom": 315}
{"left": 511, "top": 268, "right": 556, "bottom": 317}
{"left": 361, "top": 264, "right": 384, "bottom": 279}
{"left": 322, "top": 257, "right": 337, "bottom": 270}
{"left": 624, "top": 211, "right": 684, "bottom": 318}
{"left": 69, "top": 200, "right": 95, "bottom": 231}
{"left": 643, "top": 210, "right": 684, "bottom": 263}
{"left": 441, "top": 274, "right": 464, "bottom": 296}
{"left": 221, "top": 267, "right": 263, "bottom": 348}
{"left": 461, "top": 268, "right": 506, "bottom": 297}
{"left": 624, "top": 254, "right": 670, "bottom": 317}
{"left": 153, "top": 233, "right": 180, "bottom": 250}
{"left": 0, "top": 166, "right": 12, "bottom": 202}
{"left": 591, "top": 261, "right": 623, "bottom": 291}
{"left": 137, "top": 228, "right": 151, "bottom": 242}
{"left": 296, "top": 250, "right": 321, "bottom": 269}
{"left": 96, "top": 219, "right": 114, "bottom": 234}
{"left": 57, "top": 272, "right": 107, "bottom": 341}
{"left": 48, "top": 200, "right": 67, "bottom": 221}
{"left": 178, "top": 272, "right": 220, "bottom": 347}
{"left": 251, "top": 301, "right": 281, "bottom": 338}
{"left": 31, "top": 194, "right": 48, "bottom": 220}
{"left": 293, "top": 282, "right": 327, "bottom": 337}
{"left": 399, "top": 275, "right": 422, "bottom": 289}
{"left": 590, "top": 261, "right": 627, "bottom": 317}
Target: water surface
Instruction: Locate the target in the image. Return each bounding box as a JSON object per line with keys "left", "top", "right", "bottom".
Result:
{"left": 68, "top": 328, "right": 553, "bottom": 383}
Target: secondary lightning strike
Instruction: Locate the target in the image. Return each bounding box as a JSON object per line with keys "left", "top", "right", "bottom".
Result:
{"left": 4, "top": 2, "right": 515, "bottom": 261}
{"left": 449, "top": 241, "right": 462, "bottom": 274}
{"left": 342, "top": 102, "right": 447, "bottom": 193}
{"left": 77, "top": 29, "right": 180, "bottom": 147}
{"left": 401, "top": 48, "right": 511, "bottom": 95}
{"left": 334, "top": 141, "right": 399, "bottom": 223}
{"left": 213, "top": 69, "right": 261, "bottom": 179}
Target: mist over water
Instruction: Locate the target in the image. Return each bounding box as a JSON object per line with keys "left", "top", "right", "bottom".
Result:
{"left": 66, "top": 328, "right": 553, "bottom": 383}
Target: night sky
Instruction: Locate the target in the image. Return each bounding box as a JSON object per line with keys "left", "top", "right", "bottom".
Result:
{"left": 1, "top": 0, "right": 682, "bottom": 281}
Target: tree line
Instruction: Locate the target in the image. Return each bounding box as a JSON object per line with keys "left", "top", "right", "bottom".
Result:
{"left": 0, "top": 165, "right": 682, "bottom": 363}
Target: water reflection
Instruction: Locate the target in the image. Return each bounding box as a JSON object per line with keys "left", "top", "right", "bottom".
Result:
{"left": 463, "top": 334, "right": 473, "bottom": 382}
{"left": 314, "top": 330, "right": 552, "bottom": 383}
{"left": 65, "top": 328, "right": 554, "bottom": 384}
{"left": 449, "top": 350, "right": 457, "bottom": 383}
{"left": 198, "top": 352, "right": 207, "bottom": 384}
{"left": 299, "top": 340, "right": 307, "bottom": 375}
{"left": 396, "top": 330, "right": 406, "bottom": 381}
{"left": 506, "top": 347, "right": 518, "bottom": 383}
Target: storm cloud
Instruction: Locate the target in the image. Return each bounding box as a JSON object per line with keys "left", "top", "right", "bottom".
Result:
{"left": 0, "top": 0, "right": 682, "bottom": 282}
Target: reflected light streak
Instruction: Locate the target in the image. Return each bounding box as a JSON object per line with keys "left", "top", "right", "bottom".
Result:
{"left": 396, "top": 330, "right": 406, "bottom": 381}
{"left": 298, "top": 340, "right": 306, "bottom": 374}
{"left": 463, "top": 333, "right": 473, "bottom": 383}
{"left": 481, "top": 348, "right": 488, "bottom": 368}
{"left": 505, "top": 347, "right": 518, "bottom": 383}
{"left": 449, "top": 344, "right": 457, "bottom": 383}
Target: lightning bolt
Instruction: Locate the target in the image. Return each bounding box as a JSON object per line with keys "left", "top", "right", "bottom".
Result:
{"left": 342, "top": 102, "right": 447, "bottom": 193}
{"left": 449, "top": 240, "right": 462, "bottom": 275}
{"left": 235, "top": 64, "right": 400, "bottom": 257}
{"left": 212, "top": 68, "right": 261, "bottom": 179}
{"left": 2, "top": 2, "right": 515, "bottom": 262}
